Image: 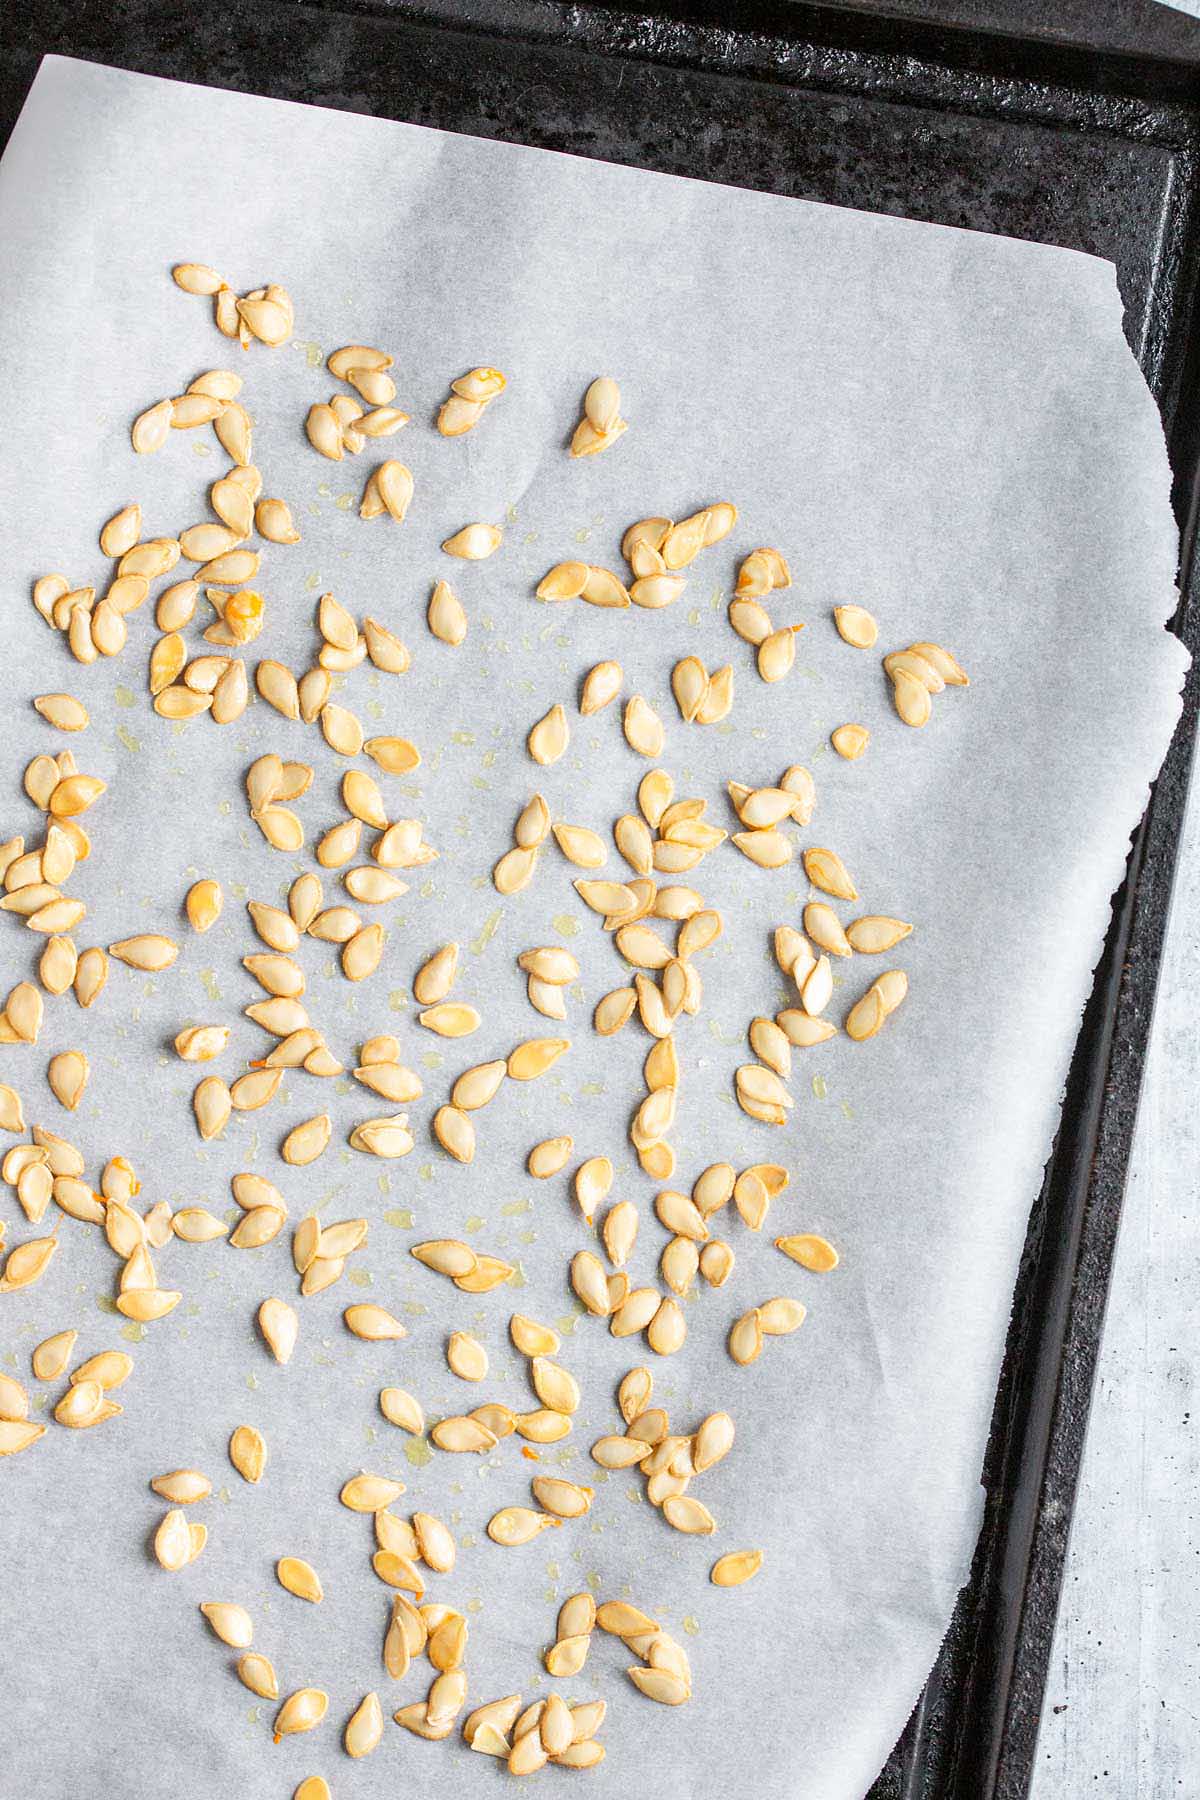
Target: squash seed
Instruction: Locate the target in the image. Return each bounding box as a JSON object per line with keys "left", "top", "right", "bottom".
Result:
{"left": 623, "top": 695, "right": 664, "bottom": 757}
{"left": 277, "top": 1557, "right": 323, "bottom": 1603}
{"left": 229, "top": 1424, "right": 267, "bottom": 1483}
{"left": 273, "top": 1689, "right": 328, "bottom": 1742}
{"left": 153, "top": 1508, "right": 192, "bottom": 1570}
{"left": 527, "top": 1136, "right": 572, "bottom": 1178}
{"left": 846, "top": 915, "right": 912, "bottom": 953}
{"left": 281, "top": 1115, "right": 331, "bottom": 1166}
{"left": 528, "top": 704, "right": 568, "bottom": 766}
{"left": 258, "top": 1297, "right": 299, "bottom": 1363}
{"left": 200, "top": 1602, "right": 253, "bottom": 1648}
{"left": 345, "top": 1691, "right": 383, "bottom": 1759}
{"left": 342, "top": 1474, "right": 406, "bottom": 1513}
{"left": 345, "top": 1303, "right": 406, "bottom": 1341}
{"left": 487, "top": 1507, "right": 560, "bottom": 1546}
{"left": 237, "top": 1653, "right": 279, "bottom": 1701}
{"left": 776, "top": 1232, "right": 839, "bottom": 1272}
{"left": 151, "top": 1469, "right": 212, "bottom": 1503}
{"left": 32, "top": 1329, "right": 76, "bottom": 1381}
{"left": 380, "top": 1388, "right": 424, "bottom": 1433}
{"left": 833, "top": 604, "right": 878, "bottom": 648}
{"left": 447, "top": 1332, "right": 488, "bottom": 1381}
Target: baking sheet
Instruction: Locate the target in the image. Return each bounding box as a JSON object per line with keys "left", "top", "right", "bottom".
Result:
{"left": 0, "top": 55, "right": 1185, "bottom": 1800}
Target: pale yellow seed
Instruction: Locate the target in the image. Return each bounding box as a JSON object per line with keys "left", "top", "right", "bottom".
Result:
{"left": 185, "top": 878, "right": 222, "bottom": 933}
{"left": 151, "top": 1468, "right": 212, "bottom": 1503}
{"left": 729, "top": 1308, "right": 763, "bottom": 1365}
{"left": 442, "top": 521, "right": 501, "bottom": 559}
{"left": 623, "top": 695, "right": 664, "bottom": 757}
{"left": 528, "top": 1135, "right": 572, "bottom": 1177}
{"left": 759, "top": 1295, "right": 806, "bottom": 1335}
{"left": 507, "top": 1038, "right": 569, "bottom": 1080}
{"left": 153, "top": 1508, "right": 192, "bottom": 1570}
{"left": 663, "top": 1493, "right": 716, "bottom": 1535}
{"left": 487, "top": 1507, "right": 560, "bottom": 1546}
{"left": 258, "top": 1297, "right": 299, "bottom": 1363}
{"left": 345, "top": 1691, "right": 383, "bottom": 1759}
{"left": 200, "top": 1602, "right": 253, "bottom": 1648}
{"left": 342, "top": 1473, "right": 406, "bottom": 1513}
{"left": 528, "top": 703, "right": 569, "bottom": 766}
{"left": 447, "top": 1331, "right": 488, "bottom": 1381}
{"left": 229, "top": 1424, "right": 267, "bottom": 1483}
{"left": 892, "top": 666, "right": 932, "bottom": 727}
{"left": 846, "top": 914, "right": 912, "bottom": 953}
{"left": 32, "top": 1329, "right": 76, "bottom": 1382}
{"left": 345, "top": 1303, "right": 407, "bottom": 1341}
{"left": 833, "top": 604, "right": 878, "bottom": 648}
{"left": 380, "top": 1388, "right": 424, "bottom": 1433}
{"left": 238, "top": 1653, "right": 279, "bottom": 1701}
{"left": 273, "top": 1688, "right": 328, "bottom": 1741}
{"left": 281, "top": 1115, "right": 331, "bottom": 1166}
{"left": 277, "top": 1557, "right": 323, "bottom": 1603}
{"left": 831, "top": 722, "right": 869, "bottom": 760}
{"left": 428, "top": 580, "right": 467, "bottom": 646}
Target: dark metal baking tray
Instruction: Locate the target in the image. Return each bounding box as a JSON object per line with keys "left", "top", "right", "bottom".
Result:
{"left": 2, "top": 4, "right": 1198, "bottom": 1794}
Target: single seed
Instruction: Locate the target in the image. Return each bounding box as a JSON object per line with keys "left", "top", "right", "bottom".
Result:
{"left": 258, "top": 1297, "right": 299, "bottom": 1363}
{"left": 431, "top": 1415, "right": 497, "bottom": 1454}
{"left": 31, "top": 1329, "right": 76, "bottom": 1382}
{"left": 729, "top": 1308, "right": 763, "bottom": 1365}
{"left": 237, "top": 1653, "right": 279, "bottom": 1701}
{"left": 193, "top": 1076, "right": 231, "bottom": 1141}
{"left": 846, "top": 915, "right": 913, "bottom": 953}
{"left": 342, "top": 1473, "right": 406, "bottom": 1513}
{"left": 623, "top": 695, "right": 664, "bottom": 757}
{"left": 277, "top": 1557, "right": 323, "bottom": 1603}
{"left": 804, "top": 904, "right": 853, "bottom": 962}
{"left": 891, "top": 666, "right": 933, "bottom": 727}
{"left": 428, "top": 580, "right": 467, "bottom": 646}
{"left": 229, "top": 1424, "right": 267, "bottom": 1483}
{"left": 833, "top": 604, "right": 878, "bottom": 648}
{"left": 758, "top": 628, "right": 797, "bottom": 683}
{"left": 663, "top": 1493, "right": 716, "bottom": 1535}
{"left": 273, "top": 1688, "right": 329, "bottom": 1742}
{"left": 447, "top": 1331, "right": 488, "bottom": 1382}
{"left": 528, "top": 1136, "right": 572, "bottom": 1177}
{"left": 108, "top": 934, "right": 177, "bottom": 971}
{"left": 70, "top": 1349, "right": 132, "bottom": 1390}
{"left": 528, "top": 704, "right": 569, "bottom": 766}
{"left": 281, "top": 1114, "right": 331, "bottom": 1166}
{"left": 487, "top": 1507, "right": 560, "bottom": 1546}
{"left": 150, "top": 1469, "right": 211, "bottom": 1504}
{"left": 345, "top": 1303, "right": 407, "bottom": 1341}
{"left": 531, "top": 1357, "right": 580, "bottom": 1413}
{"left": 153, "top": 1508, "right": 192, "bottom": 1571}
{"left": 200, "top": 1602, "right": 253, "bottom": 1648}
{"left": 759, "top": 1295, "right": 807, "bottom": 1335}
{"left": 344, "top": 1691, "right": 383, "bottom": 1759}
{"left": 184, "top": 878, "right": 222, "bottom": 934}
{"left": 376, "top": 1387, "right": 423, "bottom": 1437}
{"left": 507, "top": 1038, "right": 569, "bottom": 1080}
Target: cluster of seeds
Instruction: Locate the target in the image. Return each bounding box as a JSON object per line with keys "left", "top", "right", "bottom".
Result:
{"left": 1, "top": 260, "right": 978, "bottom": 1791}
{"left": 465, "top": 1690, "right": 607, "bottom": 1773}
{"left": 728, "top": 547, "right": 804, "bottom": 682}
{"left": 306, "top": 344, "right": 410, "bottom": 464}
{"left": 171, "top": 264, "right": 295, "bottom": 347}
{"left": 569, "top": 376, "right": 627, "bottom": 458}
{"left": 883, "top": 640, "right": 969, "bottom": 727}
{"left": 436, "top": 366, "right": 507, "bottom": 437}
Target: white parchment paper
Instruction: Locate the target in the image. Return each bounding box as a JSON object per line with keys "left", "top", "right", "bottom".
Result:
{"left": 0, "top": 56, "right": 1186, "bottom": 1800}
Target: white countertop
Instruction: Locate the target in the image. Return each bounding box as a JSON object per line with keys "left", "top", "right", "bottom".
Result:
{"left": 1032, "top": 755, "right": 1200, "bottom": 1793}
